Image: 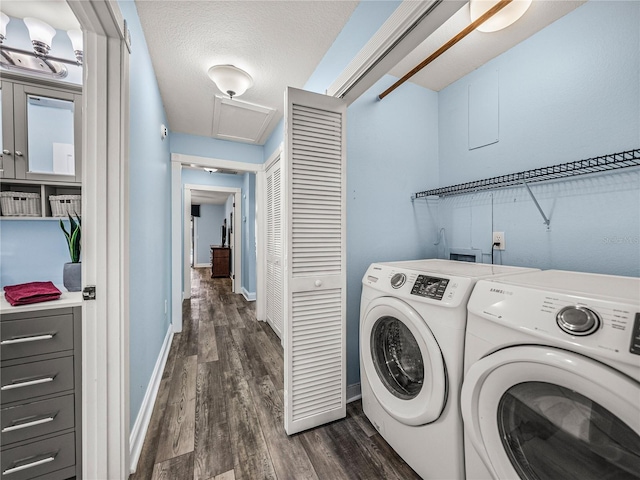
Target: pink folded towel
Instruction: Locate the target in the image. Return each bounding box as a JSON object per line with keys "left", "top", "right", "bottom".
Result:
{"left": 4, "top": 281, "right": 62, "bottom": 306}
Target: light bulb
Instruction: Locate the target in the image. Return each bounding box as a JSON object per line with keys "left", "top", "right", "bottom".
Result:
{"left": 24, "top": 17, "right": 56, "bottom": 56}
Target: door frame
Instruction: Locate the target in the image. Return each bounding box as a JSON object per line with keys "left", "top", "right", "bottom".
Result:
{"left": 184, "top": 184, "right": 241, "bottom": 297}
{"left": 67, "top": 0, "right": 130, "bottom": 478}
{"left": 171, "top": 154, "right": 264, "bottom": 332}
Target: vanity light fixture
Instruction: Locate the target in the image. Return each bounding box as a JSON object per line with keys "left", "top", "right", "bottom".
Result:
{"left": 0, "top": 12, "right": 9, "bottom": 44}
{"left": 67, "top": 29, "right": 83, "bottom": 65}
{"left": 469, "top": 0, "right": 532, "bottom": 32}
{"left": 207, "top": 65, "right": 253, "bottom": 99}
{"left": 24, "top": 17, "right": 56, "bottom": 56}
{"left": 0, "top": 14, "right": 83, "bottom": 78}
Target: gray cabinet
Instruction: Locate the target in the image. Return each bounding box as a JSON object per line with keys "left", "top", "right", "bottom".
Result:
{"left": 0, "top": 306, "right": 82, "bottom": 480}
{"left": 1, "top": 78, "right": 81, "bottom": 184}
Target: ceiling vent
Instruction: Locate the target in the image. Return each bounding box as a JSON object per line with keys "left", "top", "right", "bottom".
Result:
{"left": 212, "top": 95, "right": 275, "bottom": 145}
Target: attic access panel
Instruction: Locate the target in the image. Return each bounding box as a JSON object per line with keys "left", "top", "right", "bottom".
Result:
{"left": 212, "top": 95, "right": 275, "bottom": 144}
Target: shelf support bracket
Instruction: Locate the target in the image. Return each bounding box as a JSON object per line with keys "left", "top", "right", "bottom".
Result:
{"left": 522, "top": 180, "right": 550, "bottom": 228}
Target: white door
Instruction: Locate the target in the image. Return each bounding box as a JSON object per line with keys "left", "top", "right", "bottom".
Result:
{"left": 461, "top": 346, "right": 640, "bottom": 480}
{"left": 283, "top": 87, "right": 347, "bottom": 434}
{"left": 361, "top": 297, "right": 446, "bottom": 426}
{"left": 266, "top": 156, "right": 284, "bottom": 339}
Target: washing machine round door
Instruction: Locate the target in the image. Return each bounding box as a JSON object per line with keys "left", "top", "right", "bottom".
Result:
{"left": 461, "top": 346, "right": 640, "bottom": 480}
{"left": 361, "top": 297, "right": 446, "bottom": 426}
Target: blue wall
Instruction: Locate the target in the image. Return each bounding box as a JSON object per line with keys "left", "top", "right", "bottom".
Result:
{"left": 195, "top": 204, "right": 226, "bottom": 265}
{"left": 171, "top": 132, "right": 263, "bottom": 164}
{"left": 119, "top": 0, "right": 173, "bottom": 428}
{"left": 436, "top": 1, "right": 640, "bottom": 277}
{"left": 242, "top": 172, "right": 257, "bottom": 296}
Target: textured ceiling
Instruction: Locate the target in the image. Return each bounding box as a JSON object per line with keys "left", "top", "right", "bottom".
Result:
{"left": 390, "top": 1, "right": 585, "bottom": 92}
{"left": 134, "top": 0, "right": 359, "bottom": 145}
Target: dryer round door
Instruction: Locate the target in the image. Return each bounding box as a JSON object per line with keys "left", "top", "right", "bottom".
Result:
{"left": 361, "top": 297, "right": 446, "bottom": 426}
{"left": 461, "top": 346, "right": 640, "bottom": 480}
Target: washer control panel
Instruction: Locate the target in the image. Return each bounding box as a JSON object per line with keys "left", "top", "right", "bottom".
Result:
{"left": 630, "top": 313, "right": 640, "bottom": 356}
{"left": 411, "top": 275, "right": 449, "bottom": 300}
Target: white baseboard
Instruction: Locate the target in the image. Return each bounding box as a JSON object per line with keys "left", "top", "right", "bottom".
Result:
{"left": 346, "top": 382, "right": 361, "bottom": 403}
{"left": 129, "top": 325, "right": 174, "bottom": 473}
{"left": 242, "top": 287, "right": 256, "bottom": 301}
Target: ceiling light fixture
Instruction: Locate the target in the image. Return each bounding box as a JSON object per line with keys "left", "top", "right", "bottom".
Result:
{"left": 0, "top": 15, "right": 84, "bottom": 78}
{"left": 469, "top": 0, "right": 532, "bottom": 33}
{"left": 207, "top": 65, "right": 253, "bottom": 99}
{"left": 204, "top": 168, "right": 218, "bottom": 174}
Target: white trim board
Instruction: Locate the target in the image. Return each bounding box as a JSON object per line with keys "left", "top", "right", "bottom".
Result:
{"left": 129, "top": 326, "right": 174, "bottom": 473}
{"left": 242, "top": 288, "right": 257, "bottom": 302}
{"left": 326, "top": 0, "right": 463, "bottom": 104}
{"left": 194, "top": 263, "right": 210, "bottom": 268}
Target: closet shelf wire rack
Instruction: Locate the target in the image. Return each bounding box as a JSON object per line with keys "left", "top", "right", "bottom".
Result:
{"left": 412, "top": 149, "right": 640, "bottom": 200}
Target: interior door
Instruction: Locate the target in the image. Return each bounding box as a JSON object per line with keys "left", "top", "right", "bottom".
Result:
{"left": 266, "top": 155, "right": 284, "bottom": 339}
{"left": 461, "top": 346, "right": 640, "bottom": 480}
{"left": 283, "top": 87, "right": 347, "bottom": 434}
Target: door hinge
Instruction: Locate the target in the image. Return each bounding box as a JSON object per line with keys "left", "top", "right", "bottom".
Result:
{"left": 233, "top": 274, "right": 235, "bottom": 280}
{"left": 82, "top": 286, "right": 96, "bottom": 301}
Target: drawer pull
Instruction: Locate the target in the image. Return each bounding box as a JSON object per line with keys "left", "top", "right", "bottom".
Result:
{"left": 2, "top": 414, "right": 56, "bottom": 433}
{"left": 3, "top": 454, "right": 56, "bottom": 475}
{"left": 1, "top": 334, "right": 55, "bottom": 345}
{"left": 1, "top": 376, "right": 55, "bottom": 391}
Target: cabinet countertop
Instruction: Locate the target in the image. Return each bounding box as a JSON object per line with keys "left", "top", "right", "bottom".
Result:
{"left": 0, "top": 289, "right": 83, "bottom": 315}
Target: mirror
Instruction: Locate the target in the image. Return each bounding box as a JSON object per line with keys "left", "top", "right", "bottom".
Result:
{"left": 27, "top": 94, "right": 75, "bottom": 175}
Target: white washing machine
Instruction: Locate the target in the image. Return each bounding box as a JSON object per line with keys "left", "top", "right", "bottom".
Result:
{"left": 360, "top": 259, "right": 539, "bottom": 479}
{"left": 461, "top": 270, "right": 640, "bottom": 480}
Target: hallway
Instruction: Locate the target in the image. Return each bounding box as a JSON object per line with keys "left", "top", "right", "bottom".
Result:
{"left": 131, "top": 268, "right": 420, "bottom": 480}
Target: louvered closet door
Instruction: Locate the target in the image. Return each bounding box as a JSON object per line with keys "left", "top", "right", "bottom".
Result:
{"left": 266, "top": 156, "right": 284, "bottom": 339}
{"left": 283, "top": 87, "right": 347, "bottom": 434}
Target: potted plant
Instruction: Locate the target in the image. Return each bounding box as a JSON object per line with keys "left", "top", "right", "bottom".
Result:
{"left": 60, "top": 214, "right": 81, "bottom": 291}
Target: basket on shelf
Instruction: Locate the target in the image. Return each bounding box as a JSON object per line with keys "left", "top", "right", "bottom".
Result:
{"left": 49, "top": 194, "right": 81, "bottom": 217}
{"left": 0, "top": 191, "right": 42, "bottom": 216}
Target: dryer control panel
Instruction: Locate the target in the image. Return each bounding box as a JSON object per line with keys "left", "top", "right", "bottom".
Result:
{"left": 411, "top": 275, "right": 449, "bottom": 300}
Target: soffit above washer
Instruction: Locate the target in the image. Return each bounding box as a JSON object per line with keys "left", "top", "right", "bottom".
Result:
{"left": 389, "top": 0, "right": 586, "bottom": 92}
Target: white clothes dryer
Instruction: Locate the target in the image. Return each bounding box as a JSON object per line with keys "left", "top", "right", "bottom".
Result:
{"left": 360, "top": 259, "right": 538, "bottom": 479}
{"left": 461, "top": 270, "right": 640, "bottom": 480}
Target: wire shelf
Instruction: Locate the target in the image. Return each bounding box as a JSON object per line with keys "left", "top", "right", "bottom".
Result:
{"left": 413, "top": 149, "right": 640, "bottom": 199}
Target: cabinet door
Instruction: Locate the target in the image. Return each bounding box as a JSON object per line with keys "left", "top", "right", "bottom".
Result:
{"left": 0, "top": 81, "right": 15, "bottom": 179}
{"left": 13, "top": 84, "right": 81, "bottom": 183}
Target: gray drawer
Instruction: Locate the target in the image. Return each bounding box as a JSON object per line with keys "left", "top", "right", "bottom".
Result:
{"left": 1, "top": 432, "right": 75, "bottom": 480}
{"left": 1, "top": 394, "right": 75, "bottom": 446}
{"left": 1, "top": 314, "right": 73, "bottom": 362}
{"left": 1, "top": 357, "right": 74, "bottom": 405}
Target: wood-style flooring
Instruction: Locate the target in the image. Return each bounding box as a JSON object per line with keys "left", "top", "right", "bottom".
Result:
{"left": 130, "top": 268, "right": 420, "bottom": 480}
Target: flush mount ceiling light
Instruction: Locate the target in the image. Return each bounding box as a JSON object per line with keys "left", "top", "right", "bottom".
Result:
{"left": 207, "top": 65, "right": 253, "bottom": 99}
{"left": 470, "top": 0, "right": 532, "bottom": 33}
{"left": 204, "top": 168, "right": 218, "bottom": 173}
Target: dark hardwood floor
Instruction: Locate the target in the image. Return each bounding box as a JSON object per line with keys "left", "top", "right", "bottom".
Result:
{"left": 130, "top": 268, "right": 420, "bottom": 480}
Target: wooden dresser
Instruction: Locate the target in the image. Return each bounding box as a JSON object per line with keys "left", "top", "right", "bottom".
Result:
{"left": 211, "top": 246, "right": 230, "bottom": 278}
{"left": 1, "top": 298, "right": 82, "bottom": 480}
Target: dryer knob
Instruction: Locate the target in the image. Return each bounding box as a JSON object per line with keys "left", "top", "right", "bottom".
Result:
{"left": 390, "top": 273, "right": 406, "bottom": 289}
{"left": 556, "top": 306, "right": 601, "bottom": 336}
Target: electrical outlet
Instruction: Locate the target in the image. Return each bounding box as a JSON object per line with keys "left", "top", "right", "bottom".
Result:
{"left": 493, "top": 231, "right": 505, "bottom": 250}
